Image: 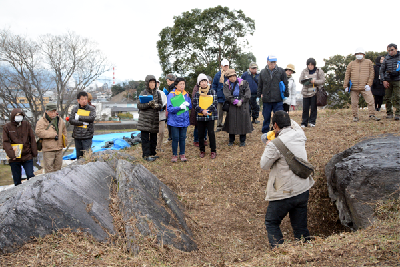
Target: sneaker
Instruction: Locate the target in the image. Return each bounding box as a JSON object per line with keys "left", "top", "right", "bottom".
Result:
{"left": 193, "top": 142, "right": 199, "bottom": 147}
{"left": 353, "top": 117, "right": 359, "bottom": 122}
{"left": 309, "top": 123, "right": 315, "bottom": 127}
{"left": 386, "top": 114, "right": 394, "bottom": 119}
{"left": 180, "top": 154, "right": 187, "bottom": 162}
{"left": 199, "top": 151, "right": 205, "bottom": 158}
{"left": 301, "top": 125, "right": 306, "bottom": 128}
{"left": 369, "top": 115, "right": 381, "bottom": 121}
{"left": 204, "top": 140, "right": 208, "bottom": 146}
{"left": 150, "top": 155, "right": 159, "bottom": 159}
{"left": 395, "top": 116, "right": 400, "bottom": 121}
{"left": 228, "top": 142, "right": 234, "bottom": 146}
{"left": 211, "top": 152, "right": 217, "bottom": 159}
{"left": 239, "top": 142, "right": 246, "bottom": 147}
{"left": 143, "top": 156, "right": 156, "bottom": 162}
{"left": 171, "top": 155, "right": 178, "bottom": 163}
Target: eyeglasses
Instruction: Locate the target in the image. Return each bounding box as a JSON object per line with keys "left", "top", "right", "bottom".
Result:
{"left": 389, "top": 49, "right": 396, "bottom": 52}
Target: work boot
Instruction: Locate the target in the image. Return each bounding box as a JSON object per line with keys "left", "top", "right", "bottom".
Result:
{"left": 353, "top": 117, "right": 359, "bottom": 122}
{"left": 369, "top": 115, "right": 381, "bottom": 121}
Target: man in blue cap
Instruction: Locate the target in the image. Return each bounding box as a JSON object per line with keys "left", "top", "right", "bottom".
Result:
{"left": 257, "top": 55, "right": 289, "bottom": 133}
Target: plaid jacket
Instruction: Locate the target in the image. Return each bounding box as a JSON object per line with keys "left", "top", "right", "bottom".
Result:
{"left": 192, "top": 89, "right": 218, "bottom": 122}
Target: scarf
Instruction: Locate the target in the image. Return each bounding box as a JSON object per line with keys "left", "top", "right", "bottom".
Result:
{"left": 199, "top": 86, "right": 210, "bottom": 96}
{"left": 219, "top": 70, "right": 226, "bottom": 83}
{"left": 309, "top": 68, "right": 317, "bottom": 75}
{"left": 174, "top": 89, "right": 188, "bottom": 96}
{"left": 46, "top": 113, "right": 59, "bottom": 133}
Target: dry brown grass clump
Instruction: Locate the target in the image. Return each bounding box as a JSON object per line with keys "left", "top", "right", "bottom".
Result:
{"left": 1, "top": 108, "right": 399, "bottom": 266}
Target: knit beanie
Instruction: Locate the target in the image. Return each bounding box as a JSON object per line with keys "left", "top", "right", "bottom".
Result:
{"left": 197, "top": 73, "right": 208, "bottom": 85}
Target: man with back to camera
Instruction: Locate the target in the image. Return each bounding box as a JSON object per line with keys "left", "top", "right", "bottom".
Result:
{"left": 343, "top": 47, "right": 380, "bottom": 122}
{"left": 69, "top": 91, "right": 96, "bottom": 159}
{"left": 379, "top": 43, "right": 400, "bottom": 120}
{"left": 257, "top": 55, "right": 289, "bottom": 133}
{"left": 241, "top": 62, "right": 260, "bottom": 124}
{"left": 260, "top": 110, "right": 314, "bottom": 248}
{"left": 212, "top": 59, "right": 229, "bottom": 132}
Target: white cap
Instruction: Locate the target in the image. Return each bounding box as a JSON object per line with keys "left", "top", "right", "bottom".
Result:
{"left": 355, "top": 47, "right": 365, "bottom": 54}
{"left": 221, "top": 59, "right": 229, "bottom": 66}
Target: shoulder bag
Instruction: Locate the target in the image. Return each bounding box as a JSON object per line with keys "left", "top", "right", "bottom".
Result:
{"left": 316, "top": 69, "right": 327, "bottom": 106}
{"left": 272, "top": 138, "right": 314, "bottom": 179}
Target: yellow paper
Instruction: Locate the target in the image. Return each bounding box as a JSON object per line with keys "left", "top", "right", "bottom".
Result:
{"left": 198, "top": 96, "right": 213, "bottom": 116}
{"left": 77, "top": 109, "right": 90, "bottom": 128}
{"left": 11, "top": 144, "right": 23, "bottom": 158}
{"left": 62, "top": 134, "right": 67, "bottom": 148}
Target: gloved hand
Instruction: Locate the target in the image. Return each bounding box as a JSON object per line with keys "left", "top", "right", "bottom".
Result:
{"left": 153, "top": 103, "right": 160, "bottom": 109}
{"left": 83, "top": 122, "right": 89, "bottom": 126}
{"left": 236, "top": 100, "right": 242, "bottom": 107}
{"left": 148, "top": 100, "right": 155, "bottom": 108}
{"left": 365, "top": 85, "right": 371, "bottom": 91}
{"left": 390, "top": 70, "right": 400, "bottom": 77}
{"left": 291, "top": 105, "right": 296, "bottom": 111}
{"left": 232, "top": 99, "right": 239, "bottom": 105}
{"left": 345, "top": 87, "right": 349, "bottom": 93}
{"left": 179, "top": 104, "right": 186, "bottom": 110}
{"left": 75, "top": 114, "right": 79, "bottom": 121}
{"left": 55, "top": 135, "right": 58, "bottom": 141}
{"left": 183, "top": 101, "right": 190, "bottom": 107}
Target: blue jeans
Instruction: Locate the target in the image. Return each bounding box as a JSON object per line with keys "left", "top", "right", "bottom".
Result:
{"left": 265, "top": 190, "right": 310, "bottom": 248}
{"left": 171, "top": 126, "right": 187, "bottom": 156}
{"left": 10, "top": 159, "right": 35, "bottom": 186}
{"left": 193, "top": 125, "right": 208, "bottom": 142}
{"left": 262, "top": 102, "right": 283, "bottom": 133}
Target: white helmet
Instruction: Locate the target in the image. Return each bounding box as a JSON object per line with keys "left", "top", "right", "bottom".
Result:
{"left": 355, "top": 47, "right": 365, "bottom": 54}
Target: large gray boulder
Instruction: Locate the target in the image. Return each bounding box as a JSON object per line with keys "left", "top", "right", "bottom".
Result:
{"left": 116, "top": 160, "right": 197, "bottom": 253}
{"left": 0, "top": 162, "right": 116, "bottom": 253}
{"left": 325, "top": 134, "right": 400, "bottom": 230}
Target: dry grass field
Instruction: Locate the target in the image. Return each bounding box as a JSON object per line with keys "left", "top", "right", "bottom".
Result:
{"left": 1, "top": 108, "right": 399, "bottom": 266}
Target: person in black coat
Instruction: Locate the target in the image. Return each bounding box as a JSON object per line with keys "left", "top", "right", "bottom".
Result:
{"left": 372, "top": 56, "right": 386, "bottom": 111}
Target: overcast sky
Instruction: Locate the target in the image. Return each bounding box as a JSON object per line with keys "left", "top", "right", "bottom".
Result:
{"left": 1, "top": 0, "right": 398, "bottom": 86}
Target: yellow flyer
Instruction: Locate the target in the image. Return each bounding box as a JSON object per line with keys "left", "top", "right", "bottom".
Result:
{"left": 11, "top": 144, "right": 23, "bottom": 158}
{"left": 77, "top": 109, "right": 90, "bottom": 128}
{"left": 198, "top": 96, "right": 213, "bottom": 116}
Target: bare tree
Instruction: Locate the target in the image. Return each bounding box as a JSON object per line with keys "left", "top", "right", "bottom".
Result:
{"left": 0, "top": 29, "right": 50, "bottom": 129}
{"left": 40, "top": 32, "right": 110, "bottom": 117}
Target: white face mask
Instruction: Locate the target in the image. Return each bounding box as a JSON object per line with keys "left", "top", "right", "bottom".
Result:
{"left": 356, "top": 55, "right": 364, "bottom": 60}
{"left": 14, "top": 115, "right": 23, "bottom": 122}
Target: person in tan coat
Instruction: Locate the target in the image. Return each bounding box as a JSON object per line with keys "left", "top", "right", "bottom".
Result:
{"left": 343, "top": 47, "right": 380, "bottom": 122}
{"left": 36, "top": 103, "right": 67, "bottom": 173}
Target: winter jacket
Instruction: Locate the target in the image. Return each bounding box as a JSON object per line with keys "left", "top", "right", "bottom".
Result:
{"left": 36, "top": 114, "right": 67, "bottom": 152}
{"left": 222, "top": 79, "right": 253, "bottom": 135}
{"left": 343, "top": 59, "right": 374, "bottom": 92}
{"left": 193, "top": 88, "right": 218, "bottom": 122}
{"left": 2, "top": 109, "right": 37, "bottom": 162}
{"left": 69, "top": 103, "right": 96, "bottom": 140}
{"left": 241, "top": 70, "right": 259, "bottom": 95}
{"left": 212, "top": 70, "right": 228, "bottom": 103}
{"left": 257, "top": 65, "right": 289, "bottom": 103}
{"left": 260, "top": 120, "right": 314, "bottom": 201}
{"left": 299, "top": 68, "right": 326, "bottom": 97}
{"left": 283, "top": 76, "right": 297, "bottom": 106}
{"left": 380, "top": 51, "right": 400, "bottom": 82}
{"left": 157, "top": 89, "right": 168, "bottom": 121}
{"left": 372, "top": 63, "right": 386, "bottom": 96}
{"left": 167, "top": 89, "right": 192, "bottom": 128}
{"left": 137, "top": 76, "right": 162, "bottom": 133}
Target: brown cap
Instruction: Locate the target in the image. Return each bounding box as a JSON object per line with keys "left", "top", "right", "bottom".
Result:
{"left": 225, "top": 69, "right": 237, "bottom": 77}
{"left": 249, "top": 62, "right": 258, "bottom": 69}
{"left": 284, "top": 64, "right": 296, "bottom": 73}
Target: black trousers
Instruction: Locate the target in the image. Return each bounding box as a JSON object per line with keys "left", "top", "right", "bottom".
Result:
{"left": 75, "top": 138, "right": 93, "bottom": 159}
{"left": 249, "top": 95, "right": 260, "bottom": 119}
{"left": 229, "top": 134, "right": 246, "bottom": 143}
{"left": 141, "top": 131, "right": 157, "bottom": 157}
{"left": 301, "top": 95, "right": 317, "bottom": 126}
{"left": 283, "top": 103, "right": 290, "bottom": 113}
{"left": 374, "top": 95, "right": 384, "bottom": 110}
{"left": 198, "top": 120, "right": 216, "bottom": 152}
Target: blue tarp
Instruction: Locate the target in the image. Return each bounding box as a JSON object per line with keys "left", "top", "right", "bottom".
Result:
{"left": 62, "top": 131, "right": 140, "bottom": 160}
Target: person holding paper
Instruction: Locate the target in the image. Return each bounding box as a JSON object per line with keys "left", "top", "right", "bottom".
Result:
{"left": 223, "top": 69, "right": 253, "bottom": 146}
{"left": 3, "top": 108, "right": 37, "bottom": 186}
{"left": 36, "top": 103, "right": 67, "bottom": 173}
{"left": 69, "top": 91, "right": 96, "bottom": 159}
{"left": 193, "top": 73, "right": 218, "bottom": 159}
{"left": 167, "top": 77, "right": 192, "bottom": 162}
{"left": 137, "top": 75, "right": 163, "bottom": 161}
